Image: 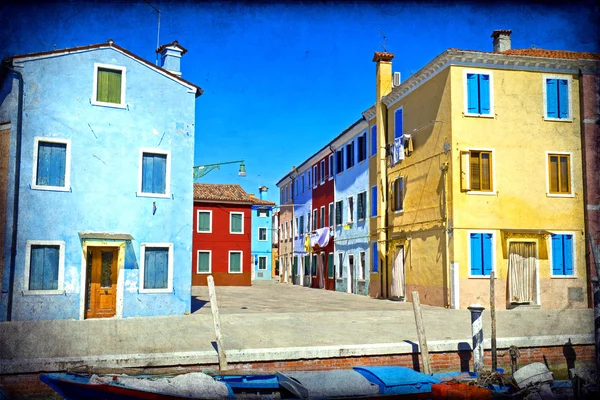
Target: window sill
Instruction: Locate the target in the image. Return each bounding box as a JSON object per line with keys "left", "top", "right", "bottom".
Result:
{"left": 228, "top": 271, "right": 244, "bottom": 274}
{"left": 544, "top": 117, "right": 573, "bottom": 123}
{"left": 468, "top": 275, "right": 492, "bottom": 279}
{"left": 463, "top": 112, "right": 495, "bottom": 118}
{"left": 137, "top": 192, "right": 171, "bottom": 199}
{"left": 466, "top": 191, "right": 496, "bottom": 196}
{"left": 23, "top": 289, "right": 64, "bottom": 295}
{"left": 91, "top": 100, "right": 127, "bottom": 109}
{"left": 393, "top": 210, "right": 404, "bottom": 214}
{"left": 31, "top": 185, "right": 70, "bottom": 192}
{"left": 550, "top": 275, "right": 577, "bottom": 279}
{"left": 196, "top": 230, "right": 212, "bottom": 234}
{"left": 230, "top": 231, "right": 244, "bottom": 235}
{"left": 139, "top": 288, "right": 173, "bottom": 294}
{"left": 197, "top": 271, "right": 211, "bottom": 274}
{"left": 547, "top": 193, "right": 574, "bottom": 198}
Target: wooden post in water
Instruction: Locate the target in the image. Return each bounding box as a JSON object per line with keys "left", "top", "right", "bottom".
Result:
{"left": 411, "top": 291, "right": 431, "bottom": 374}
{"left": 207, "top": 275, "right": 228, "bottom": 371}
{"left": 490, "top": 271, "right": 497, "bottom": 372}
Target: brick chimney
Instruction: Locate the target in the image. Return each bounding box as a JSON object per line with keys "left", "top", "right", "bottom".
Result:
{"left": 259, "top": 186, "right": 268, "bottom": 200}
{"left": 156, "top": 40, "right": 187, "bottom": 76}
{"left": 491, "top": 30, "right": 512, "bottom": 53}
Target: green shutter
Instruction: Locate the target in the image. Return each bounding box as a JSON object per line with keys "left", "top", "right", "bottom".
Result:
{"left": 198, "top": 212, "right": 210, "bottom": 232}
{"left": 229, "top": 252, "right": 241, "bottom": 272}
{"left": 97, "top": 68, "right": 122, "bottom": 104}
{"left": 231, "top": 213, "right": 243, "bottom": 233}
{"left": 198, "top": 252, "right": 210, "bottom": 273}
{"left": 328, "top": 253, "right": 334, "bottom": 278}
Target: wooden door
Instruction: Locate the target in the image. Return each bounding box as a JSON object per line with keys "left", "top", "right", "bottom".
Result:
{"left": 86, "top": 247, "right": 118, "bottom": 319}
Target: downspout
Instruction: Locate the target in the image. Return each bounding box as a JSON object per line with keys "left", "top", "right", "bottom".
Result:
{"left": 441, "top": 162, "right": 451, "bottom": 308}
{"left": 4, "top": 61, "right": 23, "bottom": 321}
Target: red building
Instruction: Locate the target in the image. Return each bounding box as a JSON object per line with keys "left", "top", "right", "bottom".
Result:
{"left": 192, "top": 184, "right": 252, "bottom": 286}
{"left": 310, "top": 152, "right": 335, "bottom": 290}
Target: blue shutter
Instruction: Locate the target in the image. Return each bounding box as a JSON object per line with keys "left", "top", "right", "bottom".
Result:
{"left": 467, "top": 74, "right": 479, "bottom": 114}
{"left": 29, "top": 246, "right": 44, "bottom": 290}
{"left": 563, "top": 235, "right": 573, "bottom": 275}
{"left": 546, "top": 79, "right": 559, "bottom": 118}
{"left": 470, "top": 233, "right": 482, "bottom": 275}
{"left": 558, "top": 79, "right": 569, "bottom": 119}
{"left": 36, "top": 143, "right": 51, "bottom": 186}
{"left": 551, "top": 234, "right": 563, "bottom": 275}
{"left": 371, "top": 186, "right": 377, "bottom": 217}
{"left": 145, "top": 248, "right": 168, "bottom": 289}
{"left": 395, "top": 108, "right": 403, "bottom": 139}
{"left": 399, "top": 178, "right": 404, "bottom": 210}
{"left": 37, "top": 142, "right": 66, "bottom": 187}
{"left": 29, "top": 245, "right": 58, "bottom": 290}
{"left": 372, "top": 242, "right": 378, "bottom": 273}
{"left": 371, "top": 125, "right": 377, "bottom": 156}
{"left": 479, "top": 75, "right": 490, "bottom": 115}
{"left": 152, "top": 154, "right": 167, "bottom": 194}
{"left": 482, "top": 233, "right": 493, "bottom": 275}
{"left": 142, "top": 154, "right": 153, "bottom": 193}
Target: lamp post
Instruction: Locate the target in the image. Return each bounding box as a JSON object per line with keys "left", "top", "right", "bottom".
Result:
{"left": 193, "top": 160, "right": 246, "bottom": 179}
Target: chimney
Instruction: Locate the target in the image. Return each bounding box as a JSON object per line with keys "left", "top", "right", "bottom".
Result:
{"left": 491, "top": 30, "right": 512, "bottom": 53}
{"left": 259, "top": 186, "right": 268, "bottom": 200}
{"left": 156, "top": 40, "right": 187, "bottom": 76}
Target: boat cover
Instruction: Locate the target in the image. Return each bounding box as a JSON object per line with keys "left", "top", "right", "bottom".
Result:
{"left": 353, "top": 366, "right": 441, "bottom": 395}
{"left": 278, "top": 370, "right": 380, "bottom": 398}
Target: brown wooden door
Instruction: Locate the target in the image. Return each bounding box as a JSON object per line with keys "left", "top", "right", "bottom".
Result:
{"left": 85, "top": 247, "right": 118, "bottom": 319}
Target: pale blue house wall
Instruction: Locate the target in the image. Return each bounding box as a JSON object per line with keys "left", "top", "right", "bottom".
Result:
{"left": 0, "top": 46, "right": 197, "bottom": 320}
{"left": 251, "top": 203, "right": 274, "bottom": 280}
{"left": 293, "top": 167, "right": 312, "bottom": 286}
{"left": 333, "top": 121, "right": 370, "bottom": 296}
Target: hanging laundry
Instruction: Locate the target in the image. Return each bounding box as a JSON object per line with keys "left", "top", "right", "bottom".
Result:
{"left": 404, "top": 134, "right": 413, "bottom": 156}
{"left": 391, "top": 136, "right": 404, "bottom": 166}
{"left": 311, "top": 227, "right": 330, "bottom": 248}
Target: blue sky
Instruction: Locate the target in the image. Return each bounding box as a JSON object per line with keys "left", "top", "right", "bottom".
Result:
{"left": 1, "top": 1, "right": 598, "bottom": 204}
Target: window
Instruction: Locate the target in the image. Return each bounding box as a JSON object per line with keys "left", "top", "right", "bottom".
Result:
{"left": 391, "top": 177, "right": 404, "bottom": 212}
{"left": 197, "top": 250, "right": 211, "bottom": 274}
{"left": 359, "top": 251, "right": 366, "bottom": 280}
{"left": 280, "top": 188, "right": 284, "bottom": 204}
{"left": 551, "top": 234, "right": 574, "bottom": 276}
{"left": 258, "top": 227, "right": 267, "bottom": 241}
{"left": 313, "top": 209, "right": 318, "bottom": 230}
{"left": 229, "top": 251, "right": 243, "bottom": 273}
{"left": 197, "top": 210, "right": 212, "bottom": 233}
{"left": 336, "top": 149, "right": 344, "bottom": 174}
{"left": 140, "top": 243, "right": 173, "bottom": 293}
{"left": 308, "top": 170, "right": 311, "bottom": 188}
{"left": 304, "top": 255, "right": 310, "bottom": 276}
{"left": 313, "top": 166, "right": 318, "bottom": 188}
{"left": 357, "top": 191, "right": 367, "bottom": 221}
{"left": 346, "top": 142, "right": 354, "bottom": 169}
{"left": 328, "top": 155, "right": 334, "bottom": 180}
{"left": 347, "top": 196, "right": 354, "bottom": 224}
{"left": 306, "top": 213, "right": 310, "bottom": 234}
{"left": 138, "top": 149, "right": 170, "bottom": 197}
{"left": 301, "top": 175, "right": 305, "bottom": 193}
{"left": 394, "top": 108, "right": 403, "bottom": 139}
{"left": 328, "top": 253, "right": 334, "bottom": 278}
{"left": 548, "top": 153, "right": 572, "bottom": 195}
{"left": 348, "top": 254, "right": 354, "bottom": 281}
{"left": 312, "top": 254, "right": 317, "bottom": 275}
{"left": 335, "top": 200, "right": 343, "bottom": 225}
{"left": 337, "top": 253, "right": 343, "bottom": 278}
{"left": 372, "top": 242, "right": 378, "bottom": 273}
{"left": 358, "top": 133, "right": 367, "bottom": 162}
{"left": 292, "top": 257, "right": 298, "bottom": 276}
{"left": 460, "top": 150, "right": 493, "bottom": 192}
{"left": 328, "top": 202, "right": 334, "bottom": 227}
{"left": 299, "top": 215, "right": 304, "bottom": 235}
{"left": 32, "top": 137, "right": 71, "bottom": 191}
{"left": 371, "top": 125, "right": 377, "bottom": 157}
{"left": 258, "top": 256, "right": 267, "bottom": 270}
{"left": 294, "top": 218, "right": 298, "bottom": 237}
{"left": 371, "top": 186, "right": 377, "bottom": 217}
{"left": 92, "top": 63, "right": 126, "bottom": 108}
{"left": 544, "top": 76, "right": 571, "bottom": 120}
{"left": 320, "top": 205, "right": 325, "bottom": 228}
{"left": 24, "top": 240, "right": 64, "bottom": 293}
{"left": 230, "top": 212, "right": 244, "bottom": 234}
{"left": 320, "top": 160, "right": 325, "bottom": 183}
{"left": 469, "top": 232, "right": 493, "bottom": 277}
{"left": 464, "top": 71, "right": 492, "bottom": 116}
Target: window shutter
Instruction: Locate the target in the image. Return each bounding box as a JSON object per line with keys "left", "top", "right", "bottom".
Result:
{"left": 479, "top": 74, "right": 491, "bottom": 115}
{"left": 371, "top": 125, "right": 377, "bottom": 156}
{"left": 563, "top": 235, "right": 573, "bottom": 275}
{"left": 470, "top": 153, "right": 481, "bottom": 191}
{"left": 107, "top": 69, "right": 122, "bottom": 104}
{"left": 198, "top": 212, "right": 210, "bottom": 231}
{"left": 312, "top": 255, "right": 317, "bottom": 275}
{"left": 372, "top": 242, "right": 378, "bottom": 273}
{"left": 293, "top": 257, "right": 298, "bottom": 276}
{"left": 399, "top": 178, "right": 404, "bottom": 211}
{"left": 470, "top": 233, "right": 483, "bottom": 275}
{"left": 145, "top": 248, "right": 168, "bottom": 289}
{"left": 30, "top": 245, "right": 59, "bottom": 290}
{"left": 467, "top": 73, "right": 479, "bottom": 114}
{"left": 230, "top": 252, "right": 241, "bottom": 272}
{"left": 357, "top": 193, "right": 363, "bottom": 219}
{"left": 231, "top": 214, "right": 242, "bottom": 232}
{"left": 328, "top": 253, "right": 334, "bottom": 278}
{"left": 29, "top": 245, "right": 44, "bottom": 290}
{"left": 546, "top": 79, "right": 559, "bottom": 118}
{"left": 198, "top": 252, "right": 209, "bottom": 272}
{"left": 551, "top": 235, "right": 563, "bottom": 274}
{"left": 558, "top": 79, "right": 569, "bottom": 119}
{"left": 460, "top": 151, "right": 471, "bottom": 191}
{"left": 371, "top": 186, "right": 377, "bottom": 217}
{"left": 395, "top": 108, "right": 403, "bottom": 139}
{"left": 304, "top": 256, "right": 310, "bottom": 275}
{"left": 559, "top": 156, "right": 570, "bottom": 193}
{"left": 481, "top": 152, "right": 491, "bottom": 191}
{"left": 482, "top": 233, "right": 493, "bottom": 275}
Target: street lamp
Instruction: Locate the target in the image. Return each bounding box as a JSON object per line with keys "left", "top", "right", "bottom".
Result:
{"left": 193, "top": 160, "right": 247, "bottom": 179}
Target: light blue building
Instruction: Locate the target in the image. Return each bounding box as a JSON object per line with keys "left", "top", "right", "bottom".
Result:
{"left": 0, "top": 40, "right": 202, "bottom": 320}
{"left": 251, "top": 186, "right": 276, "bottom": 281}
{"left": 292, "top": 162, "right": 313, "bottom": 286}
{"left": 332, "top": 118, "right": 371, "bottom": 295}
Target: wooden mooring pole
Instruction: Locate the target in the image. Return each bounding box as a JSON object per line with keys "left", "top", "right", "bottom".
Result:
{"left": 411, "top": 291, "right": 431, "bottom": 374}
{"left": 490, "top": 271, "right": 497, "bottom": 372}
{"left": 207, "top": 275, "right": 228, "bottom": 371}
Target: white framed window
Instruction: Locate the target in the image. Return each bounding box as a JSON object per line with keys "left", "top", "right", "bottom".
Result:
{"left": 137, "top": 148, "right": 171, "bottom": 198}
{"left": 197, "top": 210, "right": 212, "bottom": 233}
{"left": 460, "top": 149, "right": 495, "bottom": 195}
{"left": 468, "top": 231, "right": 495, "bottom": 278}
{"left": 313, "top": 166, "right": 318, "bottom": 188}
{"left": 347, "top": 195, "right": 354, "bottom": 224}
{"left": 301, "top": 175, "right": 305, "bottom": 193}
{"left": 230, "top": 212, "right": 244, "bottom": 234}
{"left": 258, "top": 227, "right": 268, "bottom": 241}
{"left": 328, "top": 202, "right": 334, "bottom": 227}
{"left": 348, "top": 254, "right": 355, "bottom": 282}
{"left": 391, "top": 177, "right": 404, "bottom": 212}
{"left": 229, "top": 250, "right": 243, "bottom": 274}
{"left": 335, "top": 200, "right": 343, "bottom": 225}
{"left": 258, "top": 208, "right": 269, "bottom": 218}
{"left": 258, "top": 256, "right": 268, "bottom": 270}
{"left": 546, "top": 151, "right": 574, "bottom": 197}
{"left": 543, "top": 75, "right": 573, "bottom": 121}
{"left": 357, "top": 191, "right": 367, "bottom": 220}
{"left": 92, "top": 63, "right": 127, "bottom": 109}
{"left": 337, "top": 252, "right": 343, "bottom": 278}
{"left": 549, "top": 233, "right": 576, "bottom": 277}
{"left": 307, "top": 170, "right": 311, "bottom": 188}
{"left": 23, "top": 240, "right": 65, "bottom": 295}
{"left": 294, "top": 218, "right": 299, "bottom": 238}
{"left": 31, "top": 137, "right": 71, "bottom": 192}
{"left": 313, "top": 209, "right": 318, "bottom": 230}
{"left": 463, "top": 69, "right": 494, "bottom": 117}
{"left": 320, "top": 160, "right": 325, "bottom": 183}
{"left": 197, "top": 250, "right": 211, "bottom": 274}
{"left": 140, "top": 243, "right": 174, "bottom": 293}
{"left": 328, "top": 155, "right": 334, "bottom": 180}
{"left": 306, "top": 213, "right": 311, "bottom": 234}
{"left": 359, "top": 251, "right": 366, "bottom": 280}
{"left": 320, "top": 205, "right": 325, "bottom": 228}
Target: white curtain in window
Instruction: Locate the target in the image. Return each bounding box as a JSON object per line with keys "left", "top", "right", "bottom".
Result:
{"left": 391, "top": 246, "right": 405, "bottom": 299}
{"left": 508, "top": 242, "right": 536, "bottom": 303}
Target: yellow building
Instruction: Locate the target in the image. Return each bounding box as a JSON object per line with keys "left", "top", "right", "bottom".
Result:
{"left": 371, "top": 30, "right": 599, "bottom": 309}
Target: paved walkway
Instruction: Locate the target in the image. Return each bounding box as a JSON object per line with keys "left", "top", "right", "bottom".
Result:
{"left": 0, "top": 280, "right": 594, "bottom": 374}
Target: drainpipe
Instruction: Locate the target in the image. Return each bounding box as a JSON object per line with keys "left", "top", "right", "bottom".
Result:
{"left": 4, "top": 61, "right": 23, "bottom": 321}
{"left": 441, "top": 162, "right": 451, "bottom": 308}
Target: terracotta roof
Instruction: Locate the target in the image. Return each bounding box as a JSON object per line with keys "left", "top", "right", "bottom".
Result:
{"left": 491, "top": 30, "right": 512, "bottom": 38}
{"left": 193, "top": 183, "right": 253, "bottom": 203}
{"left": 156, "top": 40, "right": 187, "bottom": 55}
{"left": 449, "top": 47, "right": 600, "bottom": 60}
{"left": 4, "top": 39, "right": 203, "bottom": 97}
{"left": 251, "top": 198, "right": 276, "bottom": 206}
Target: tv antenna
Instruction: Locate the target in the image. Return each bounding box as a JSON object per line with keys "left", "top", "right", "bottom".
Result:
{"left": 144, "top": 0, "right": 161, "bottom": 65}
{"left": 378, "top": 29, "right": 387, "bottom": 52}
